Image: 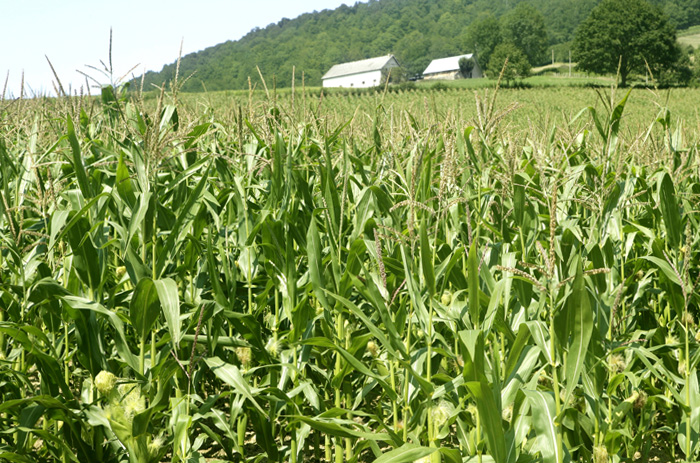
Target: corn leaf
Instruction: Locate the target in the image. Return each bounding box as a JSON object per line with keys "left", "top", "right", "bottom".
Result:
{"left": 564, "top": 261, "right": 593, "bottom": 402}
{"left": 205, "top": 356, "right": 265, "bottom": 414}
{"left": 659, "top": 172, "right": 682, "bottom": 249}
{"left": 373, "top": 443, "right": 438, "bottom": 463}
{"left": 154, "top": 278, "right": 180, "bottom": 347}
{"left": 523, "top": 390, "right": 561, "bottom": 463}
{"left": 65, "top": 115, "right": 91, "bottom": 199}
{"left": 130, "top": 277, "right": 160, "bottom": 340}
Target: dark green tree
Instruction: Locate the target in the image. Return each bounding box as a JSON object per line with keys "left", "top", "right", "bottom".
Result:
{"left": 458, "top": 56, "right": 475, "bottom": 77}
{"left": 489, "top": 42, "right": 531, "bottom": 85}
{"left": 657, "top": 43, "right": 694, "bottom": 86}
{"left": 462, "top": 13, "right": 501, "bottom": 71}
{"left": 500, "top": 3, "right": 549, "bottom": 66}
{"left": 573, "top": 0, "right": 678, "bottom": 87}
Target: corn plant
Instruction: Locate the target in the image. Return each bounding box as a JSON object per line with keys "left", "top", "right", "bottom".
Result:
{"left": 0, "top": 77, "right": 699, "bottom": 463}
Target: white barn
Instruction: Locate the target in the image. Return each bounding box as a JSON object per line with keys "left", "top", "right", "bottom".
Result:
{"left": 322, "top": 55, "right": 401, "bottom": 88}
{"left": 423, "top": 54, "right": 483, "bottom": 80}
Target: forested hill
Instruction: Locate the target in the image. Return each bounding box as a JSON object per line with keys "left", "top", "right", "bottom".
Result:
{"left": 138, "top": 0, "right": 700, "bottom": 92}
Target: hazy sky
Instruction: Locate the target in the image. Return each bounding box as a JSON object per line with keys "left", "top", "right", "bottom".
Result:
{"left": 1, "top": 0, "right": 363, "bottom": 97}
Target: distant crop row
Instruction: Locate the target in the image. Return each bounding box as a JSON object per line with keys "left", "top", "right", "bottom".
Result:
{"left": 0, "top": 83, "right": 698, "bottom": 463}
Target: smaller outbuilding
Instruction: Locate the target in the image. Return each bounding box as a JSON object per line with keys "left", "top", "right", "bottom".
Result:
{"left": 422, "top": 54, "right": 483, "bottom": 80}
{"left": 322, "top": 55, "right": 401, "bottom": 88}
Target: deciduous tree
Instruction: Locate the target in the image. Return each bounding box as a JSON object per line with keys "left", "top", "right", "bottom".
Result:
{"left": 462, "top": 13, "right": 502, "bottom": 72}
{"left": 573, "top": 0, "right": 678, "bottom": 87}
{"left": 458, "top": 56, "right": 475, "bottom": 77}
{"left": 489, "top": 42, "right": 531, "bottom": 85}
{"left": 500, "top": 3, "right": 549, "bottom": 66}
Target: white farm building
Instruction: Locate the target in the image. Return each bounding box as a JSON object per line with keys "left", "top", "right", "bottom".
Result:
{"left": 423, "top": 54, "right": 483, "bottom": 80}
{"left": 322, "top": 55, "right": 401, "bottom": 88}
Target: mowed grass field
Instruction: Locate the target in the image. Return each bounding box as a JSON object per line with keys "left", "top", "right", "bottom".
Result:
{"left": 2, "top": 80, "right": 700, "bottom": 463}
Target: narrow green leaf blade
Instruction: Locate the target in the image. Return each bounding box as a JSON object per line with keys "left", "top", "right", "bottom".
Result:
{"left": 513, "top": 173, "right": 526, "bottom": 228}
{"left": 373, "top": 443, "right": 438, "bottom": 463}
{"left": 465, "top": 381, "right": 507, "bottom": 463}
{"left": 523, "top": 390, "right": 561, "bottom": 463}
{"left": 130, "top": 277, "right": 160, "bottom": 340}
{"left": 308, "top": 214, "right": 331, "bottom": 311}
{"left": 420, "top": 218, "right": 435, "bottom": 296}
{"left": 204, "top": 357, "right": 265, "bottom": 414}
{"left": 607, "top": 88, "right": 631, "bottom": 156}
{"left": 290, "top": 415, "right": 390, "bottom": 441}
{"left": 65, "top": 115, "right": 91, "bottom": 199}
{"left": 155, "top": 163, "right": 210, "bottom": 276}
{"left": 468, "top": 239, "right": 480, "bottom": 326}
{"left": 116, "top": 151, "right": 136, "bottom": 206}
{"left": 154, "top": 278, "right": 180, "bottom": 346}
{"left": 641, "top": 256, "right": 683, "bottom": 286}
{"left": 65, "top": 216, "right": 102, "bottom": 291}
{"left": 302, "top": 337, "right": 398, "bottom": 401}
{"left": 61, "top": 296, "right": 138, "bottom": 370}
{"left": 564, "top": 262, "right": 593, "bottom": 402}
{"left": 659, "top": 172, "right": 682, "bottom": 248}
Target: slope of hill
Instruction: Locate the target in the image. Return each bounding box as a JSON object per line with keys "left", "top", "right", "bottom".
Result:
{"left": 138, "top": 0, "right": 700, "bottom": 92}
{"left": 678, "top": 24, "right": 700, "bottom": 47}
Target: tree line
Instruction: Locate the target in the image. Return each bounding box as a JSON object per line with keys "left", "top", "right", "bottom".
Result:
{"left": 137, "top": 0, "right": 700, "bottom": 92}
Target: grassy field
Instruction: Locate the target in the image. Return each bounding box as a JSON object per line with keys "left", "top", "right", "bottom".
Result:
{"left": 678, "top": 35, "right": 700, "bottom": 48}
{"left": 1, "top": 79, "right": 700, "bottom": 463}
{"left": 678, "top": 25, "right": 700, "bottom": 48}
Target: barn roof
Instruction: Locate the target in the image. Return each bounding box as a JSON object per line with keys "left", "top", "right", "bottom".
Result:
{"left": 322, "top": 55, "right": 399, "bottom": 80}
{"left": 423, "top": 54, "right": 476, "bottom": 75}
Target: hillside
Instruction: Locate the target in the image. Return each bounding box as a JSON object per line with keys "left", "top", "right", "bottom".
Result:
{"left": 138, "top": 0, "right": 700, "bottom": 92}
{"left": 678, "top": 24, "right": 700, "bottom": 47}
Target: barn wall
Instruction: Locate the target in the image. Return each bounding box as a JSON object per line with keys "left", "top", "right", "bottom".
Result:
{"left": 424, "top": 71, "right": 460, "bottom": 80}
{"left": 322, "top": 70, "right": 383, "bottom": 88}
{"left": 424, "top": 64, "right": 484, "bottom": 80}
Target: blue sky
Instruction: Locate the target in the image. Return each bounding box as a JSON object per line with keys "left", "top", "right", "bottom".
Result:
{"left": 1, "top": 0, "right": 363, "bottom": 97}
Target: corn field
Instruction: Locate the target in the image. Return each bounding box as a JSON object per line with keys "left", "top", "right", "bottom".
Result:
{"left": 0, "top": 80, "right": 699, "bottom": 463}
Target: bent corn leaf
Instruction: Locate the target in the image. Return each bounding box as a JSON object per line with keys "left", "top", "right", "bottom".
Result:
{"left": 374, "top": 443, "right": 438, "bottom": 463}
{"left": 205, "top": 357, "right": 265, "bottom": 414}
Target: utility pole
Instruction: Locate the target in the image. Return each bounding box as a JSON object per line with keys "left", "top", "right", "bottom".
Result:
{"left": 569, "top": 50, "right": 572, "bottom": 77}
{"left": 552, "top": 49, "right": 554, "bottom": 66}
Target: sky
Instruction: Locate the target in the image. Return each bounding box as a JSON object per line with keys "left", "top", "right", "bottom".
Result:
{"left": 1, "top": 0, "right": 364, "bottom": 98}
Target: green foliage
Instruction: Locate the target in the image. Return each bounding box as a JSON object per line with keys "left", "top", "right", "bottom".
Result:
{"left": 458, "top": 56, "right": 475, "bottom": 77}
{"left": 489, "top": 42, "right": 532, "bottom": 83}
{"left": 5, "top": 69, "right": 700, "bottom": 463}
{"left": 462, "top": 13, "right": 502, "bottom": 71}
{"left": 500, "top": 2, "right": 549, "bottom": 66}
{"left": 573, "top": 0, "right": 680, "bottom": 86}
{"left": 658, "top": 43, "right": 695, "bottom": 86}
{"left": 661, "top": 0, "right": 700, "bottom": 28}
{"left": 137, "top": 0, "right": 700, "bottom": 91}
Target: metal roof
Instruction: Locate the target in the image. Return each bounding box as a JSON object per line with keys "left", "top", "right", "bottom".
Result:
{"left": 423, "top": 54, "right": 476, "bottom": 75}
{"left": 322, "top": 55, "right": 399, "bottom": 80}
